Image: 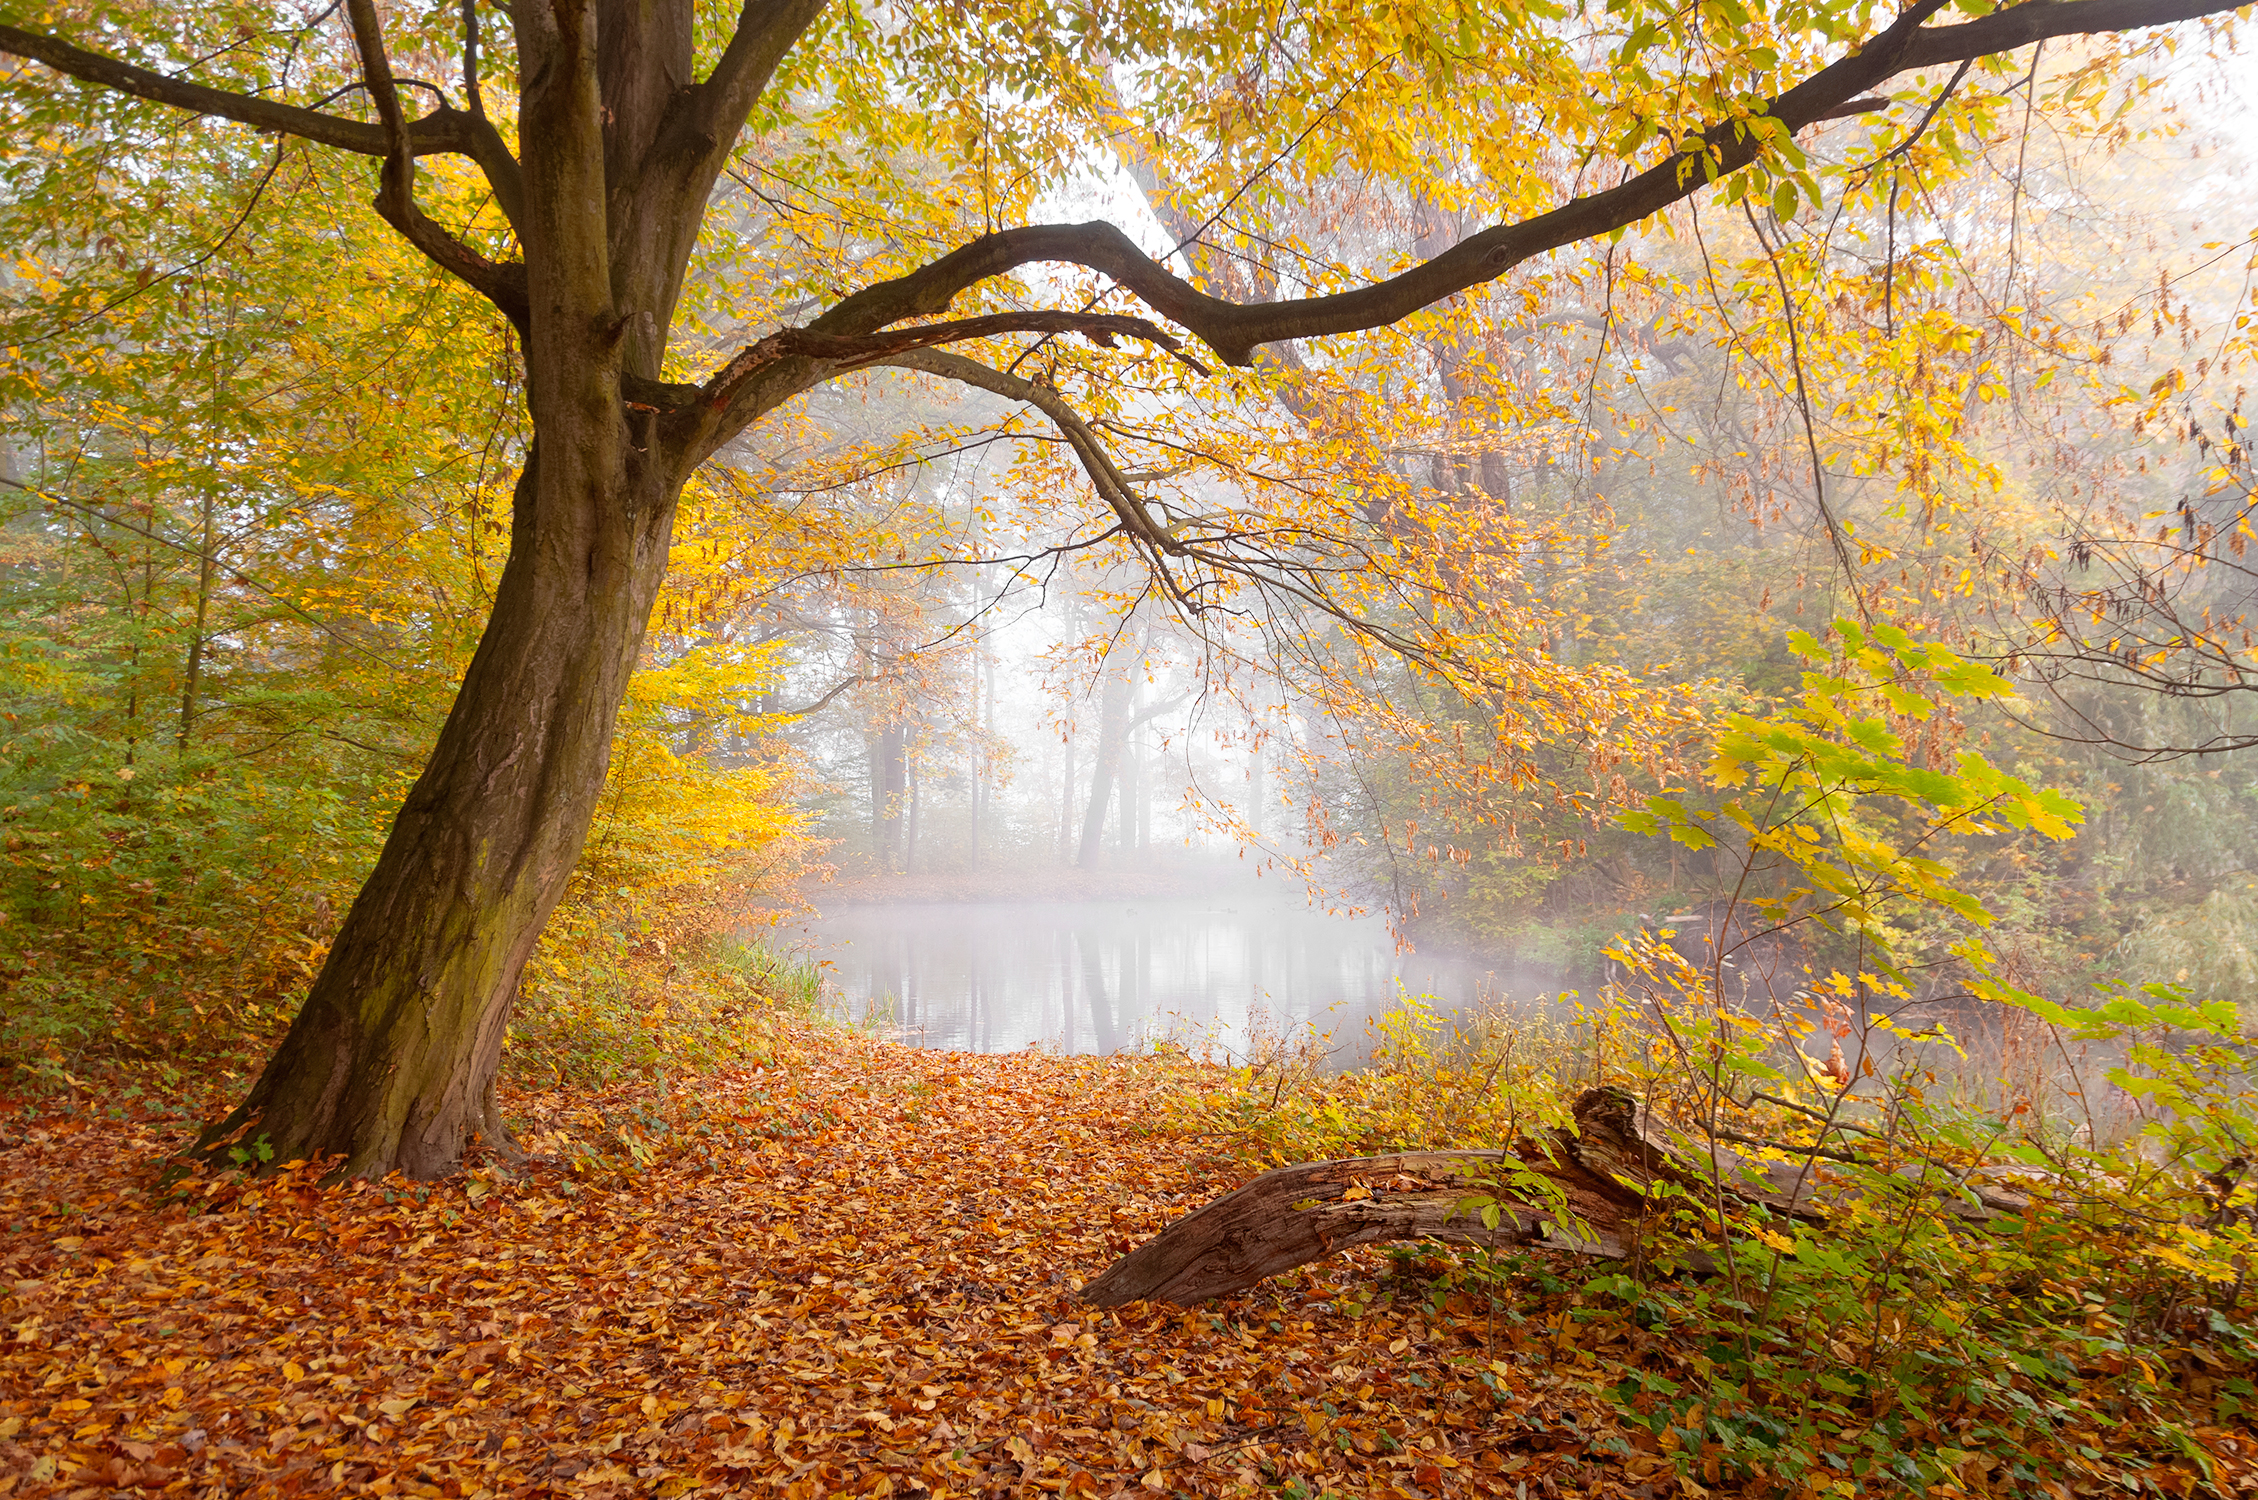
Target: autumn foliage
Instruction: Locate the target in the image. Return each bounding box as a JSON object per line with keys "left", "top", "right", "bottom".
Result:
{"left": 3, "top": 1010, "right": 2254, "bottom": 1498}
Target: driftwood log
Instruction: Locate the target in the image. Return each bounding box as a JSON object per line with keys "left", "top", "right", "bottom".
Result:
{"left": 1081, "top": 1087, "right": 2032, "bottom": 1307}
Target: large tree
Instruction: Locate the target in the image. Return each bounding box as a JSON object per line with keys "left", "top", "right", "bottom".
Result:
{"left": 0, "top": 0, "right": 2239, "bottom": 1177}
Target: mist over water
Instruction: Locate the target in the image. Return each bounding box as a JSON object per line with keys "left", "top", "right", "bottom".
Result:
{"left": 783, "top": 895, "right": 1585, "bottom": 1057}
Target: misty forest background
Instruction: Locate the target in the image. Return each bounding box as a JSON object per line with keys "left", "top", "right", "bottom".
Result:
{"left": 5, "top": 32, "right": 2258, "bottom": 1090}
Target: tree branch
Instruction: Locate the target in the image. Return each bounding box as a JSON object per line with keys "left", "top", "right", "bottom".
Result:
{"left": 876, "top": 348, "right": 1186, "bottom": 559}
{"left": 342, "top": 0, "right": 528, "bottom": 327}
{"left": 1895, "top": 0, "right": 2232, "bottom": 66}
{"left": 773, "top": 673, "right": 877, "bottom": 718}
{"left": 874, "top": 349, "right": 1564, "bottom": 707}
{"left": 677, "top": 0, "right": 828, "bottom": 156}
{"left": 812, "top": 0, "right": 2233, "bottom": 367}
{"left": 695, "top": 310, "right": 1206, "bottom": 430}
{"left": 0, "top": 20, "right": 526, "bottom": 234}
{"left": 460, "top": 0, "right": 486, "bottom": 121}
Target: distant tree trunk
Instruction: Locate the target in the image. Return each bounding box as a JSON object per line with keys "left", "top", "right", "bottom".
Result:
{"left": 178, "top": 331, "right": 227, "bottom": 752}
{"left": 119, "top": 525, "right": 153, "bottom": 771}
{"left": 1078, "top": 666, "right": 1135, "bottom": 868}
{"left": 1479, "top": 444, "right": 1512, "bottom": 509}
{"left": 871, "top": 724, "right": 908, "bottom": 872}
{"left": 176, "top": 485, "right": 219, "bottom": 751}
{"left": 1058, "top": 730, "right": 1078, "bottom": 864}
{"left": 970, "top": 578, "right": 996, "bottom": 868}
{"left": 905, "top": 749, "right": 922, "bottom": 873}
{"left": 1134, "top": 727, "right": 1150, "bottom": 852}
{"left": 967, "top": 674, "right": 981, "bottom": 869}
{"left": 1120, "top": 726, "right": 1140, "bottom": 857}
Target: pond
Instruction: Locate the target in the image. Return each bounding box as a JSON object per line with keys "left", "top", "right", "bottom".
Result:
{"left": 780, "top": 896, "right": 1585, "bottom": 1058}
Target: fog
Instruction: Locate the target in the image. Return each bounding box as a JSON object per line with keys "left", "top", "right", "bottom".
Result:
{"left": 782, "top": 889, "right": 1586, "bottom": 1058}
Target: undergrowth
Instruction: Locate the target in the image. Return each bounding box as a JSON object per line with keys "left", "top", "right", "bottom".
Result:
{"left": 508, "top": 919, "right": 825, "bottom": 1089}
{"left": 1169, "top": 623, "right": 2258, "bottom": 1498}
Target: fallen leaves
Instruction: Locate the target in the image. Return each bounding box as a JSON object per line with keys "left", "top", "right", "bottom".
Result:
{"left": 0, "top": 1028, "right": 2251, "bottom": 1498}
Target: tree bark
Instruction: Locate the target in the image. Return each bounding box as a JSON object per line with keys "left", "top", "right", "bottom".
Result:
{"left": 906, "top": 751, "right": 922, "bottom": 873}
{"left": 871, "top": 724, "right": 908, "bottom": 872}
{"left": 176, "top": 485, "right": 218, "bottom": 752}
{"left": 198, "top": 442, "right": 680, "bottom": 1177}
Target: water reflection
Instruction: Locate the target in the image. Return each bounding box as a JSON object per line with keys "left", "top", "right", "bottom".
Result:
{"left": 783, "top": 897, "right": 1579, "bottom": 1056}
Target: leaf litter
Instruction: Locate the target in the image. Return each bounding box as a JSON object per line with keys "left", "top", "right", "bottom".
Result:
{"left": 2, "top": 1027, "right": 2250, "bottom": 1498}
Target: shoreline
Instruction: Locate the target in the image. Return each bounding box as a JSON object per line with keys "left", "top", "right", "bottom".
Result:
{"left": 797, "top": 862, "right": 1291, "bottom": 907}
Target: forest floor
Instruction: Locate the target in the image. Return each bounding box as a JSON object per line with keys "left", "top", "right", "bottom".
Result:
{"left": 1, "top": 1025, "right": 2250, "bottom": 1499}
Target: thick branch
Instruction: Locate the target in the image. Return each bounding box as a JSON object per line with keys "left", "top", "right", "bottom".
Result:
{"left": 676, "top": 0, "right": 828, "bottom": 158}
{"left": 343, "top": 0, "right": 529, "bottom": 327}
{"left": 698, "top": 310, "right": 1203, "bottom": 427}
{"left": 1896, "top": 0, "right": 2234, "bottom": 66}
{"left": 0, "top": 21, "right": 525, "bottom": 231}
{"left": 815, "top": 0, "right": 2234, "bottom": 366}
{"left": 596, "top": 0, "right": 824, "bottom": 374}
{"left": 1082, "top": 1089, "right": 1667, "bottom": 1306}
{"left": 1097, "top": 63, "right": 1330, "bottom": 420}
{"left": 1083, "top": 1152, "right": 1576, "bottom": 1307}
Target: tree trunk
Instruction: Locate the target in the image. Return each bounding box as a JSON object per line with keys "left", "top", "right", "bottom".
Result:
{"left": 1133, "top": 727, "right": 1149, "bottom": 853}
{"left": 967, "top": 741, "right": 981, "bottom": 870}
{"left": 176, "top": 485, "right": 218, "bottom": 751}
{"left": 871, "top": 724, "right": 908, "bottom": 872}
{"left": 1057, "top": 731, "right": 1076, "bottom": 864}
{"left": 906, "top": 749, "right": 921, "bottom": 873}
{"left": 1077, "top": 667, "right": 1135, "bottom": 868}
{"left": 1080, "top": 1088, "right": 2033, "bottom": 1306}
{"left": 196, "top": 440, "right": 680, "bottom": 1178}
{"left": 1119, "top": 725, "right": 1138, "bottom": 857}
{"left": 179, "top": 332, "right": 226, "bottom": 753}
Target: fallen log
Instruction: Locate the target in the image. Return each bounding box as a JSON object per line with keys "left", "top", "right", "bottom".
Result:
{"left": 1080, "top": 1087, "right": 2028, "bottom": 1307}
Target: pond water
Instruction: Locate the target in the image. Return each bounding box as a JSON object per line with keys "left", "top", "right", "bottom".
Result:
{"left": 780, "top": 896, "right": 1585, "bottom": 1057}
